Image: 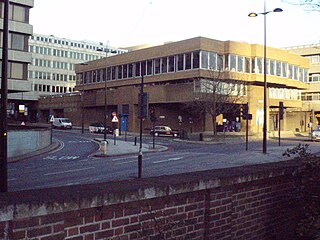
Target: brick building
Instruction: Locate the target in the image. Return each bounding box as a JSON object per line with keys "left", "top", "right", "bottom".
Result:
{"left": 38, "top": 37, "right": 310, "bottom": 134}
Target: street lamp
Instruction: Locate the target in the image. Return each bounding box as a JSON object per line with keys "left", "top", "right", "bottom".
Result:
{"left": 80, "top": 62, "right": 88, "bottom": 134}
{"left": 249, "top": 3, "right": 283, "bottom": 154}
{"left": 97, "top": 47, "right": 108, "bottom": 141}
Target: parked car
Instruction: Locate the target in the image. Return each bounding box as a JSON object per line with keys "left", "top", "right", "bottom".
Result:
{"left": 311, "top": 126, "right": 320, "bottom": 141}
{"left": 150, "top": 126, "right": 179, "bottom": 137}
{"left": 52, "top": 118, "right": 72, "bottom": 129}
{"left": 89, "top": 123, "right": 113, "bottom": 134}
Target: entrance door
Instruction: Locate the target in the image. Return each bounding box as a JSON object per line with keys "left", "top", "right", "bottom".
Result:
{"left": 121, "top": 115, "right": 128, "bottom": 131}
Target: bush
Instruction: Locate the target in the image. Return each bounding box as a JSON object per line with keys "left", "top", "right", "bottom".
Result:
{"left": 283, "top": 144, "right": 320, "bottom": 239}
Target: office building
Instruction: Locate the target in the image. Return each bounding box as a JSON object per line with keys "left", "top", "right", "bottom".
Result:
{"left": 0, "top": 0, "right": 34, "bottom": 122}
{"left": 39, "top": 37, "right": 310, "bottom": 134}
{"left": 285, "top": 44, "right": 320, "bottom": 130}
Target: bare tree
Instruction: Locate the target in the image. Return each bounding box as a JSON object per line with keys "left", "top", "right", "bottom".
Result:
{"left": 282, "top": 0, "right": 320, "bottom": 11}
{"left": 185, "top": 70, "right": 246, "bottom": 135}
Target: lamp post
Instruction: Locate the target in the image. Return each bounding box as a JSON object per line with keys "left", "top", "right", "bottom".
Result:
{"left": 0, "top": 0, "right": 9, "bottom": 192}
{"left": 80, "top": 63, "right": 88, "bottom": 134}
{"left": 249, "top": 3, "right": 283, "bottom": 154}
{"left": 97, "top": 47, "right": 108, "bottom": 141}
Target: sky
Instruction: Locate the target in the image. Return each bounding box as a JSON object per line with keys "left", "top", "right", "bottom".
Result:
{"left": 29, "top": 0, "right": 320, "bottom": 49}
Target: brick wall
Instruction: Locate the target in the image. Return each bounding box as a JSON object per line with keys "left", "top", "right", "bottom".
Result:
{"left": 0, "top": 161, "right": 299, "bottom": 239}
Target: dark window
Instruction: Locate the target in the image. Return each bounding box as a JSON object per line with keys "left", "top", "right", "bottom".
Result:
{"left": 118, "top": 65, "right": 123, "bottom": 79}
{"left": 128, "top": 64, "right": 134, "bottom": 78}
{"left": 193, "top": 51, "right": 200, "bottom": 69}
{"left": 147, "top": 60, "right": 153, "bottom": 75}
{"left": 154, "top": 58, "right": 161, "bottom": 74}
{"left": 161, "top": 57, "right": 168, "bottom": 73}
{"left": 111, "top": 67, "right": 116, "bottom": 80}
{"left": 123, "top": 65, "right": 128, "bottom": 78}
{"left": 135, "top": 62, "right": 141, "bottom": 77}
{"left": 141, "top": 61, "right": 146, "bottom": 76}
{"left": 185, "top": 53, "right": 192, "bottom": 70}
{"left": 168, "top": 56, "right": 175, "bottom": 72}
{"left": 177, "top": 54, "right": 184, "bottom": 71}
{"left": 106, "top": 67, "right": 111, "bottom": 81}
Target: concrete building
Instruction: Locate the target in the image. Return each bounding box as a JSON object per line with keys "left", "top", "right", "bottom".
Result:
{"left": 0, "top": 0, "right": 34, "bottom": 122}
{"left": 285, "top": 44, "right": 320, "bottom": 131}
{"left": 22, "top": 34, "right": 128, "bottom": 121}
{"left": 38, "top": 37, "right": 310, "bottom": 135}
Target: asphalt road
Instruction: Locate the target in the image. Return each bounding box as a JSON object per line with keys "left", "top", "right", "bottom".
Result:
{"left": 7, "top": 130, "right": 317, "bottom": 192}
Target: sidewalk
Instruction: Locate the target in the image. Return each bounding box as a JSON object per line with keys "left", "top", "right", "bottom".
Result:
{"left": 93, "top": 138, "right": 168, "bottom": 157}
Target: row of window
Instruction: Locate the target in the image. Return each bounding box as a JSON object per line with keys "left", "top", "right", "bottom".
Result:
{"left": 269, "top": 88, "right": 301, "bottom": 100}
{"left": 32, "top": 59, "right": 74, "bottom": 71}
{"left": 77, "top": 51, "right": 308, "bottom": 85}
{"left": 29, "top": 45, "right": 103, "bottom": 62}
{"left": 0, "top": 2, "right": 30, "bottom": 23}
{"left": 302, "top": 92, "right": 320, "bottom": 101}
{"left": 0, "top": 32, "right": 28, "bottom": 51}
{"left": 305, "top": 55, "right": 320, "bottom": 64}
{"left": 308, "top": 73, "right": 320, "bottom": 82}
{"left": 29, "top": 71, "right": 76, "bottom": 82}
{"left": 30, "top": 35, "right": 127, "bottom": 54}
{"left": 34, "top": 84, "right": 74, "bottom": 94}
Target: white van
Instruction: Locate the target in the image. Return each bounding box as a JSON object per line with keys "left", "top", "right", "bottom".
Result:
{"left": 52, "top": 118, "right": 72, "bottom": 129}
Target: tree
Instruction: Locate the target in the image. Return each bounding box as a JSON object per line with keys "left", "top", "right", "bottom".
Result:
{"left": 282, "top": 0, "right": 320, "bottom": 11}
{"left": 185, "top": 70, "right": 246, "bottom": 135}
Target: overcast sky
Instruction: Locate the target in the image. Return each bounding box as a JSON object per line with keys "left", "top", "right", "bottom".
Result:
{"left": 29, "top": 0, "right": 320, "bottom": 48}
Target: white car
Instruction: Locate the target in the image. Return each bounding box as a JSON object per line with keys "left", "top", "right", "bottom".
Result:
{"left": 311, "top": 126, "right": 320, "bottom": 141}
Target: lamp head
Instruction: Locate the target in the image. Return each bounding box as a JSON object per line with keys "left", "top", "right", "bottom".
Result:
{"left": 248, "top": 12, "right": 258, "bottom": 17}
{"left": 273, "top": 8, "right": 283, "bottom": 13}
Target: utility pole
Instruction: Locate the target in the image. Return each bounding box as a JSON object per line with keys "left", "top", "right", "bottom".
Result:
{"left": 138, "top": 74, "right": 144, "bottom": 178}
{"left": 0, "top": 0, "right": 9, "bottom": 192}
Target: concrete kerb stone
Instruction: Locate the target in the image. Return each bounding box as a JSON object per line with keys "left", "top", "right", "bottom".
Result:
{"left": 93, "top": 138, "right": 168, "bottom": 157}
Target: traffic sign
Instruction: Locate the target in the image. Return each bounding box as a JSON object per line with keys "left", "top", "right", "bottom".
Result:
{"left": 49, "top": 115, "right": 55, "bottom": 122}
{"left": 112, "top": 116, "right": 119, "bottom": 123}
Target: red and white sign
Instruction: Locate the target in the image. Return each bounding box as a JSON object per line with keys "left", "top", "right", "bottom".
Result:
{"left": 112, "top": 116, "right": 119, "bottom": 123}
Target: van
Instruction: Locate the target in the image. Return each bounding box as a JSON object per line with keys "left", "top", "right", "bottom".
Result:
{"left": 53, "top": 118, "right": 72, "bottom": 129}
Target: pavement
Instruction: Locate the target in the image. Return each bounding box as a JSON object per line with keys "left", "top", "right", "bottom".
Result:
{"left": 92, "top": 137, "right": 168, "bottom": 157}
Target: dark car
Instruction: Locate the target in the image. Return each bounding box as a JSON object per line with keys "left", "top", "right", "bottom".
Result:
{"left": 150, "top": 126, "right": 179, "bottom": 137}
{"left": 89, "top": 123, "right": 113, "bottom": 134}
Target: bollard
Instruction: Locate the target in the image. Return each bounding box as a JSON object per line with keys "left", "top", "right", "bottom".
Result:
{"left": 199, "top": 133, "right": 203, "bottom": 141}
{"left": 134, "top": 136, "right": 137, "bottom": 146}
{"left": 100, "top": 140, "right": 107, "bottom": 155}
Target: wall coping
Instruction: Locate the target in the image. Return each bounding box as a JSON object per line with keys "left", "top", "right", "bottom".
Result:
{"left": 0, "top": 159, "right": 299, "bottom": 222}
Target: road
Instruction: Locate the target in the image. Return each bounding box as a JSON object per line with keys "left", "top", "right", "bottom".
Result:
{"left": 7, "top": 130, "right": 318, "bottom": 192}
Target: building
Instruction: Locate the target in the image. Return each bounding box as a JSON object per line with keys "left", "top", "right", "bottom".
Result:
{"left": 285, "top": 43, "right": 320, "bottom": 130}
{"left": 0, "top": 0, "right": 34, "bottom": 122}
{"left": 38, "top": 37, "right": 310, "bottom": 135}
{"left": 22, "top": 34, "right": 128, "bottom": 121}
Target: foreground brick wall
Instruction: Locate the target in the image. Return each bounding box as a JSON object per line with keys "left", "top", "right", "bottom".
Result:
{"left": 0, "top": 161, "right": 299, "bottom": 239}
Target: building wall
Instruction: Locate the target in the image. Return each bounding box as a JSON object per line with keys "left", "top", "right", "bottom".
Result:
{"left": 285, "top": 44, "right": 320, "bottom": 127}
{"left": 0, "top": 161, "right": 300, "bottom": 239}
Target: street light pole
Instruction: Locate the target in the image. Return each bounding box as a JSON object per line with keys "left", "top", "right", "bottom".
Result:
{"left": 249, "top": 3, "right": 283, "bottom": 154}
{"left": 0, "top": 0, "right": 9, "bottom": 193}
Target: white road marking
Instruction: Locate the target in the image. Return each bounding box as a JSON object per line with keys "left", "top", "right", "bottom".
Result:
{"left": 44, "top": 167, "right": 95, "bottom": 176}
{"left": 115, "top": 160, "right": 137, "bottom": 165}
{"left": 153, "top": 157, "right": 184, "bottom": 164}
{"left": 8, "top": 178, "right": 17, "bottom": 181}
{"left": 112, "top": 156, "right": 136, "bottom": 162}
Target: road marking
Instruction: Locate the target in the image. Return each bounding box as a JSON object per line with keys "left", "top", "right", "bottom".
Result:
{"left": 112, "top": 156, "right": 136, "bottom": 162}
{"left": 153, "top": 157, "right": 184, "bottom": 164}
{"left": 43, "top": 156, "right": 80, "bottom": 160}
{"left": 115, "top": 160, "right": 137, "bottom": 165}
{"left": 44, "top": 167, "right": 95, "bottom": 176}
{"left": 68, "top": 140, "right": 92, "bottom": 143}
{"left": 8, "top": 178, "right": 17, "bottom": 181}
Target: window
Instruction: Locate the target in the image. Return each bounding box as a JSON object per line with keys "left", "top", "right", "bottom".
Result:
{"left": 201, "top": 51, "right": 208, "bottom": 69}
{"left": 10, "top": 62, "right": 26, "bottom": 79}
{"left": 282, "top": 62, "right": 287, "bottom": 78}
{"left": 154, "top": 58, "right": 161, "bottom": 74}
{"left": 229, "top": 54, "right": 236, "bottom": 72}
{"left": 209, "top": 52, "right": 216, "bottom": 70}
{"left": 276, "top": 61, "right": 281, "bottom": 76}
{"left": 176, "top": 54, "right": 184, "bottom": 71}
{"left": 193, "top": 51, "right": 200, "bottom": 69}
{"left": 217, "top": 55, "right": 223, "bottom": 71}
{"left": 256, "top": 58, "right": 263, "bottom": 74}
{"left": 168, "top": 56, "right": 175, "bottom": 72}
{"left": 161, "top": 57, "right": 168, "bottom": 73}
{"left": 135, "top": 62, "right": 141, "bottom": 77}
{"left": 147, "top": 60, "right": 153, "bottom": 75}
{"left": 270, "top": 60, "right": 275, "bottom": 75}
{"left": 288, "top": 65, "right": 293, "bottom": 79}
{"left": 123, "top": 65, "right": 128, "bottom": 78}
{"left": 118, "top": 65, "right": 123, "bottom": 79}
{"left": 185, "top": 52, "right": 192, "bottom": 70}
{"left": 245, "top": 57, "right": 251, "bottom": 73}
{"left": 128, "top": 64, "right": 134, "bottom": 78}
{"left": 10, "top": 4, "right": 28, "bottom": 23}
{"left": 237, "top": 56, "right": 244, "bottom": 72}
{"left": 11, "top": 33, "right": 26, "bottom": 51}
